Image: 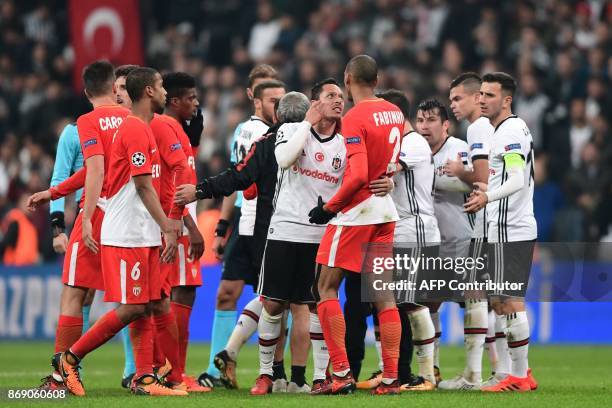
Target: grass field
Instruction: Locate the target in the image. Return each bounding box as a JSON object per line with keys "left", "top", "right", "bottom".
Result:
{"left": 1, "top": 342, "right": 610, "bottom": 407}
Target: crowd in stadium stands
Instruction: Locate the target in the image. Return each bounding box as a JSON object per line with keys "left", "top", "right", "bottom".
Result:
{"left": 0, "top": 0, "right": 611, "bottom": 263}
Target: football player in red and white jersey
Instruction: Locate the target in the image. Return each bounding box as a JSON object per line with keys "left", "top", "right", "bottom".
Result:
{"left": 149, "top": 72, "right": 208, "bottom": 392}
{"left": 308, "top": 55, "right": 403, "bottom": 395}
{"left": 56, "top": 67, "right": 186, "bottom": 397}
{"left": 27, "top": 61, "right": 130, "bottom": 391}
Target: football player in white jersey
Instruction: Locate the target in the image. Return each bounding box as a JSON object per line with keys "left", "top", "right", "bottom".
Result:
{"left": 438, "top": 72, "right": 498, "bottom": 390}
{"left": 465, "top": 72, "right": 538, "bottom": 392}
{"left": 251, "top": 80, "right": 345, "bottom": 395}
{"left": 210, "top": 79, "right": 287, "bottom": 390}
{"left": 415, "top": 99, "right": 473, "bottom": 384}
{"left": 378, "top": 90, "right": 440, "bottom": 392}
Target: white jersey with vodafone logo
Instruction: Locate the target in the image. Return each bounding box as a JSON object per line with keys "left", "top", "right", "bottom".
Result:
{"left": 236, "top": 116, "right": 270, "bottom": 236}
{"left": 466, "top": 117, "right": 493, "bottom": 239}
{"left": 268, "top": 122, "right": 346, "bottom": 244}
{"left": 101, "top": 115, "right": 162, "bottom": 248}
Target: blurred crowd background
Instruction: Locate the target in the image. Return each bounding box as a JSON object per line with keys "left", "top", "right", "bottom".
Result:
{"left": 0, "top": 0, "right": 611, "bottom": 263}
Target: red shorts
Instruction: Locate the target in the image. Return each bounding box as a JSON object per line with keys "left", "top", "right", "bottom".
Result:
{"left": 316, "top": 222, "right": 395, "bottom": 273}
{"left": 169, "top": 235, "right": 203, "bottom": 288}
{"left": 101, "top": 245, "right": 161, "bottom": 304}
{"left": 62, "top": 207, "right": 105, "bottom": 290}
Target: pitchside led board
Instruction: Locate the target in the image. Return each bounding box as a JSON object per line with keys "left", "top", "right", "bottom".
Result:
{"left": 1, "top": 263, "right": 611, "bottom": 343}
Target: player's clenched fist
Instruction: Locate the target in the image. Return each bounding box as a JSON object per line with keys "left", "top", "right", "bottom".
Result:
{"left": 53, "top": 232, "right": 68, "bottom": 254}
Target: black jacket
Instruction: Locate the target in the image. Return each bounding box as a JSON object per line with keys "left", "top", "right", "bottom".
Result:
{"left": 196, "top": 123, "right": 281, "bottom": 240}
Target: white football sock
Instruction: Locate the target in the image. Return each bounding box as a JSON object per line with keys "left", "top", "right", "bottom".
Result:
{"left": 485, "top": 309, "right": 498, "bottom": 373}
{"left": 375, "top": 335, "right": 383, "bottom": 372}
{"left": 408, "top": 308, "right": 436, "bottom": 384}
{"left": 494, "top": 313, "right": 511, "bottom": 377}
{"left": 430, "top": 311, "right": 441, "bottom": 368}
{"left": 506, "top": 311, "right": 529, "bottom": 378}
{"left": 226, "top": 296, "right": 262, "bottom": 361}
{"left": 463, "top": 300, "right": 487, "bottom": 383}
{"left": 309, "top": 312, "right": 329, "bottom": 381}
{"left": 258, "top": 308, "right": 283, "bottom": 376}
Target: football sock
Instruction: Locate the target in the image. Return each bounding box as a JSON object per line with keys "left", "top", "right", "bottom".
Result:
{"left": 81, "top": 305, "right": 91, "bottom": 334}
{"left": 430, "top": 311, "right": 441, "bottom": 368}
{"left": 506, "top": 311, "right": 529, "bottom": 378}
{"left": 152, "top": 321, "right": 165, "bottom": 369}
{"left": 408, "top": 308, "right": 436, "bottom": 384}
{"left": 378, "top": 307, "right": 401, "bottom": 381}
{"left": 171, "top": 302, "right": 192, "bottom": 375}
{"left": 206, "top": 309, "right": 236, "bottom": 377}
{"left": 485, "top": 309, "right": 498, "bottom": 373}
{"left": 309, "top": 312, "right": 329, "bottom": 381}
{"left": 128, "top": 316, "right": 154, "bottom": 378}
{"left": 494, "top": 313, "right": 511, "bottom": 376}
{"left": 120, "top": 326, "right": 135, "bottom": 378}
{"left": 317, "top": 299, "right": 350, "bottom": 376}
{"left": 55, "top": 315, "right": 83, "bottom": 353}
{"left": 463, "top": 300, "right": 488, "bottom": 383}
{"left": 226, "top": 297, "right": 262, "bottom": 361}
{"left": 153, "top": 311, "right": 182, "bottom": 383}
{"left": 70, "top": 309, "right": 124, "bottom": 360}
{"left": 291, "top": 365, "right": 306, "bottom": 387}
{"left": 272, "top": 360, "right": 286, "bottom": 380}
{"left": 258, "top": 309, "right": 282, "bottom": 376}
{"left": 374, "top": 329, "right": 383, "bottom": 372}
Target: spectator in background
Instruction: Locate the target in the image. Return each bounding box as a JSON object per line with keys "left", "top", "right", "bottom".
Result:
{"left": 248, "top": 1, "right": 281, "bottom": 62}
{"left": 515, "top": 72, "right": 550, "bottom": 149}
{"left": 569, "top": 98, "right": 593, "bottom": 168}
{"left": 534, "top": 155, "right": 565, "bottom": 241}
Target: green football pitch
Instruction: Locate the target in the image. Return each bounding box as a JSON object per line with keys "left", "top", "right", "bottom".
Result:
{"left": 1, "top": 342, "right": 610, "bottom": 407}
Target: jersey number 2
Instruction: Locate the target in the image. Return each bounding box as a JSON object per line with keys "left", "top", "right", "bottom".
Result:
{"left": 387, "top": 127, "right": 401, "bottom": 174}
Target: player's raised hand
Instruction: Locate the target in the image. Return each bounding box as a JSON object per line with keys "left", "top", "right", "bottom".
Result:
{"left": 175, "top": 184, "right": 197, "bottom": 205}
{"left": 53, "top": 232, "right": 69, "bottom": 254}
{"left": 82, "top": 218, "right": 99, "bottom": 254}
{"left": 464, "top": 190, "right": 488, "bottom": 213}
{"left": 304, "top": 100, "right": 324, "bottom": 126}
{"left": 369, "top": 176, "right": 394, "bottom": 197}
{"left": 27, "top": 190, "right": 52, "bottom": 211}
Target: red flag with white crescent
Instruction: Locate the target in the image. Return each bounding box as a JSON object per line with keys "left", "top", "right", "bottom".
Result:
{"left": 69, "top": 0, "right": 144, "bottom": 90}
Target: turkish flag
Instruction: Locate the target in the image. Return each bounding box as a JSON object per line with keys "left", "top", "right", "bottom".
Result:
{"left": 69, "top": 0, "right": 144, "bottom": 90}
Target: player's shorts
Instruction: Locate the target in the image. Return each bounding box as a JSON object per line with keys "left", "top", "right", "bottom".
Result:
{"left": 257, "top": 239, "right": 318, "bottom": 303}
{"left": 62, "top": 207, "right": 105, "bottom": 290}
{"left": 486, "top": 240, "right": 535, "bottom": 298}
{"left": 102, "top": 245, "right": 161, "bottom": 304}
{"left": 466, "top": 237, "right": 489, "bottom": 284}
{"left": 393, "top": 243, "right": 441, "bottom": 305}
{"left": 169, "top": 235, "right": 203, "bottom": 288}
{"left": 316, "top": 222, "right": 395, "bottom": 273}
{"left": 222, "top": 229, "right": 260, "bottom": 286}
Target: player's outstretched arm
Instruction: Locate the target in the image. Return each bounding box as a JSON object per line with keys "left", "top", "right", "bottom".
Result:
{"left": 444, "top": 155, "right": 488, "bottom": 185}
{"left": 435, "top": 172, "right": 472, "bottom": 193}
{"left": 134, "top": 174, "right": 179, "bottom": 263}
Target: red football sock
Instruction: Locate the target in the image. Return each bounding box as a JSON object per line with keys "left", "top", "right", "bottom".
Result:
{"left": 153, "top": 311, "right": 182, "bottom": 383}
{"left": 378, "top": 307, "right": 401, "bottom": 380}
{"left": 70, "top": 310, "right": 124, "bottom": 360}
{"left": 171, "top": 302, "right": 192, "bottom": 375}
{"left": 317, "top": 299, "right": 350, "bottom": 374}
{"left": 55, "top": 315, "right": 83, "bottom": 353}
{"left": 129, "top": 316, "right": 154, "bottom": 378}
{"left": 152, "top": 319, "right": 165, "bottom": 370}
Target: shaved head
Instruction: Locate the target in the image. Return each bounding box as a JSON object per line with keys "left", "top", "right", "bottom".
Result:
{"left": 345, "top": 54, "right": 378, "bottom": 86}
